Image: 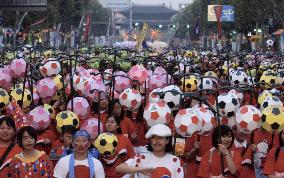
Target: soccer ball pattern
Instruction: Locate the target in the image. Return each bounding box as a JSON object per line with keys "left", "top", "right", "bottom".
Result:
{"left": 10, "top": 84, "right": 32, "bottom": 111}
{"left": 148, "top": 88, "right": 162, "bottom": 103}
{"left": 143, "top": 100, "right": 171, "bottom": 127}
{"left": 260, "top": 73, "right": 276, "bottom": 89}
{"left": 236, "top": 105, "right": 261, "bottom": 132}
{"left": 114, "top": 75, "right": 132, "bottom": 93}
{"left": 81, "top": 118, "right": 104, "bottom": 140}
{"left": 43, "top": 104, "right": 56, "bottom": 120}
{"left": 260, "top": 96, "right": 283, "bottom": 112}
{"left": 67, "top": 97, "right": 90, "bottom": 119}
{"left": 228, "top": 89, "right": 244, "bottom": 104}
{"left": 39, "top": 59, "right": 61, "bottom": 77}
{"left": 0, "top": 67, "right": 12, "bottom": 91}
{"left": 28, "top": 106, "right": 51, "bottom": 131}
{"left": 162, "top": 85, "right": 182, "bottom": 110}
{"left": 193, "top": 105, "right": 216, "bottom": 135}
{"left": 0, "top": 88, "right": 10, "bottom": 110}
{"left": 230, "top": 70, "right": 249, "bottom": 86}
{"left": 180, "top": 75, "right": 198, "bottom": 92}
{"left": 175, "top": 108, "right": 202, "bottom": 137}
{"left": 128, "top": 65, "right": 148, "bottom": 84}
{"left": 10, "top": 58, "right": 27, "bottom": 78}
{"left": 198, "top": 78, "right": 215, "bottom": 90}
{"left": 258, "top": 90, "right": 273, "bottom": 106}
{"left": 119, "top": 88, "right": 142, "bottom": 110}
{"left": 266, "top": 39, "right": 274, "bottom": 47}
{"left": 276, "top": 72, "right": 284, "bottom": 88}
{"left": 56, "top": 110, "right": 80, "bottom": 133}
{"left": 103, "top": 68, "right": 113, "bottom": 84}
{"left": 261, "top": 106, "right": 284, "bottom": 133}
{"left": 94, "top": 132, "right": 118, "bottom": 156}
{"left": 52, "top": 74, "right": 64, "bottom": 101}
{"left": 148, "top": 74, "right": 167, "bottom": 92}
{"left": 217, "top": 93, "right": 240, "bottom": 117}
{"left": 154, "top": 67, "right": 167, "bottom": 75}
{"left": 36, "top": 78, "right": 58, "bottom": 99}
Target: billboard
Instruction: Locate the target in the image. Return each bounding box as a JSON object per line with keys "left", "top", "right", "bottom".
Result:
{"left": 208, "top": 5, "right": 235, "bottom": 22}
{"left": 102, "top": 0, "right": 131, "bottom": 11}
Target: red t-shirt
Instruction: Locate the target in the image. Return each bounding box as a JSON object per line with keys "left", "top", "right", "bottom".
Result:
{"left": 184, "top": 134, "right": 212, "bottom": 178}
{"left": 120, "top": 117, "right": 136, "bottom": 138}
{"left": 197, "top": 148, "right": 242, "bottom": 178}
{"left": 263, "top": 147, "right": 284, "bottom": 176}
{"left": 102, "top": 134, "right": 135, "bottom": 178}
{"left": 0, "top": 144, "right": 22, "bottom": 177}
{"left": 35, "top": 129, "right": 58, "bottom": 155}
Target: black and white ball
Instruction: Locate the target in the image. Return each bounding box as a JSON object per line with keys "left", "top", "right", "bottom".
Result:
{"left": 229, "top": 70, "right": 249, "bottom": 86}
{"left": 266, "top": 39, "right": 274, "bottom": 48}
{"left": 162, "top": 85, "right": 182, "bottom": 110}
{"left": 217, "top": 93, "right": 241, "bottom": 117}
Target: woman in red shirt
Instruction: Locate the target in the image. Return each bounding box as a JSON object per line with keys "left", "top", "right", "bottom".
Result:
{"left": 9, "top": 126, "right": 53, "bottom": 178}
{"left": 102, "top": 115, "right": 135, "bottom": 178}
{"left": 108, "top": 99, "right": 136, "bottom": 140}
{"left": 263, "top": 130, "right": 284, "bottom": 178}
{"left": 197, "top": 125, "right": 242, "bottom": 178}
{"left": 0, "top": 117, "right": 22, "bottom": 177}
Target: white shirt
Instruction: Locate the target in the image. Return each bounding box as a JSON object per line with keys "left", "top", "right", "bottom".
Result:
{"left": 53, "top": 154, "right": 105, "bottom": 178}
{"left": 234, "top": 139, "right": 247, "bottom": 148}
{"left": 125, "top": 152, "right": 184, "bottom": 178}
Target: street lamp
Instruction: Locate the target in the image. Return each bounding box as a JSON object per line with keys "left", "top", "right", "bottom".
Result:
{"left": 186, "top": 25, "right": 190, "bottom": 29}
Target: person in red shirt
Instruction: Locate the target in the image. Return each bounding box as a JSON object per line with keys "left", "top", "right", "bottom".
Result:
{"left": 9, "top": 126, "right": 53, "bottom": 178}
{"left": 0, "top": 117, "right": 22, "bottom": 177}
{"left": 50, "top": 125, "right": 78, "bottom": 165}
{"left": 197, "top": 125, "right": 242, "bottom": 178}
{"left": 102, "top": 115, "right": 135, "bottom": 178}
{"left": 184, "top": 133, "right": 212, "bottom": 178}
{"left": 108, "top": 99, "right": 137, "bottom": 141}
{"left": 231, "top": 128, "right": 260, "bottom": 178}
{"left": 263, "top": 130, "right": 284, "bottom": 178}
{"left": 92, "top": 97, "right": 109, "bottom": 127}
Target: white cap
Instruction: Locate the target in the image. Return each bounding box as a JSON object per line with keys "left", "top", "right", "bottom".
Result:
{"left": 145, "top": 124, "right": 172, "bottom": 139}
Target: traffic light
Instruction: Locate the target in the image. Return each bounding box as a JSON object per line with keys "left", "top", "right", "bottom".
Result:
{"left": 157, "top": 24, "right": 163, "bottom": 29}
{"left": 186, "top": 25, "right": 190, "bottom": 29}
{"left": 170, "top": 25, "right": 176, "bottom": 29}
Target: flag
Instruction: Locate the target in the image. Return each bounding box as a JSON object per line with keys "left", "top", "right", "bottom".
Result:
{"left": 84, "top": 14, "right": 91, "bottom": 42}
{"left": 194, "top": 13, "right": 200, "bottom": 35}
{"left": 214, "top": 5, "right": 223, "bottom": 39}
{"left": 16, "top": 12, "right": 28, "bottom": 33}
{"left": 28, "top": 17, "right": 47, "bottom": 28}
{"left": 135, "top": 23, "right": 148, "bottom": 50}
{"left": 24, "top": 17, "right": 47, "bottom": 32}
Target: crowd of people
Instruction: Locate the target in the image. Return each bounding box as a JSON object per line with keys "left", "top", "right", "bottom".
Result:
{"left": 0, "top": 46, "right": 283, "bottom": 178}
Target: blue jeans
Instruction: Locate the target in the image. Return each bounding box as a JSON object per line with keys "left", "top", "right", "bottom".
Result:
{"left": 255, "top": 167, "right": 267, "bottom": 178}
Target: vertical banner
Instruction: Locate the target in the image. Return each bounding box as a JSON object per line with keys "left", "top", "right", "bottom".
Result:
{"left": 214, "top": 6, "right": 223, "bottom": 39}
{"left": 135, "top": 23, "right": 148, "bottom": 50}
{"left": 84, "top": 14, "right": 91, "bottom": 43}
{"left": 281, "top": 32, "right": 284, "bottom": 54}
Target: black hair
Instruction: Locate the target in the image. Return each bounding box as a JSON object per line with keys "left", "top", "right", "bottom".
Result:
{"left": 17, "top": 126, "right": 37, "bottom": 148}
{"left": 108, "top": 99, "right": 125, "bottom": 120}
{"left": 61, "top": 125, "right": 78, "bottom": 135}
{"left": 275, "top": 130, "right": 284, "bottom": 162}
{"left": 147, "top": 136, "right": 173, "bottom": 153}
{"left": 212, "top": 125, "right": 234, "bottom": 148}
{"left": 0, "top": 116, "right": 17, "bottom": 134}
{"left": 105, "top": 115, "right": 122, "bottom": 134}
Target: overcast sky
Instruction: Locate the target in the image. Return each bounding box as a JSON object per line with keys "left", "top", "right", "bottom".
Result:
{"left": 132, "top": 0, "right": 193, "bottom": 10}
